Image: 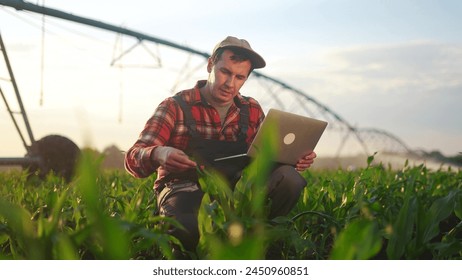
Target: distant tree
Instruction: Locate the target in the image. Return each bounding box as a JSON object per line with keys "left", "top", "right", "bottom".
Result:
{"left": 102, "top": 145, "right": 125, "bottom": 170}
{"left": 424, "top": 150, "right": 462, "bottom": 167}
{"left": 447, "top": 153, "right": 462, "bottom": 166}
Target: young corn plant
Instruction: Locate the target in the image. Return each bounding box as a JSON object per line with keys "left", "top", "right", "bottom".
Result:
{"left": 0, "top": 151, "right": 180, "bottom": 260}
{"left": 1, "top": 148, "right": 461, "bottom": 259}
{"left": 196, "top": 119, "right": 279, "bottom": 259}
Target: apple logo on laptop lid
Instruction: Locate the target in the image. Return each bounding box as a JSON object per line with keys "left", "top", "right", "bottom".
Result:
{"left": 283, "top": 133, "right": 296, "bottom": 145}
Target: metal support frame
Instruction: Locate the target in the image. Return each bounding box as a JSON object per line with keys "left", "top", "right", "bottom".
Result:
{"left": 0, "top": 32, "right": 38, "bottom": 165}
{"left": 0, "top": 0, "right": 417, "bottom": 161}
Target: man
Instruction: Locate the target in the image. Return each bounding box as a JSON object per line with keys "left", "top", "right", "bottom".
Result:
{"left": 124, "top": 36, "right": 317, "bottom": 256}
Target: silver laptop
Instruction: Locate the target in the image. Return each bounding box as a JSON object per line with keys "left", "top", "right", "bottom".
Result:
{"left": 214, "top": 108, "right": 328, "bottom": 165}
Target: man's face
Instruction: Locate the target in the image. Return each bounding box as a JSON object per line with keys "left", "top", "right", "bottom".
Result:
{"left": 206, "top": 49, "right": 252, "bottom": 105}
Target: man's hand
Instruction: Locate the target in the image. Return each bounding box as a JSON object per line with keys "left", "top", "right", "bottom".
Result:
{"left": 295, "top": 151, "right": 317, "bottom": 172}
{"left": 152, "top": 146, "right": 197, "bottom": 173}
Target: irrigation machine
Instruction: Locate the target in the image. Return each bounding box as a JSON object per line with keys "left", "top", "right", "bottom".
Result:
{"left": 1, "top": 33, "right": 80, "bottom": 181}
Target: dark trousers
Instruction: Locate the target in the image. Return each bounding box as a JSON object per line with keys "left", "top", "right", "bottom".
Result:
{"left": 157, "top": 164, "right": 307, "bottom": 253}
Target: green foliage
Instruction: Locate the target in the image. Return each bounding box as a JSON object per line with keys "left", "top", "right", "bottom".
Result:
{"left": 0, "top": 150, "right": 178, "bottom": 260}
{"left": 0, "top": 150, "right": 461, "bottom": 259}
{"left": 330, "top": 219, "right": 382, "bottom": 260}
{"left": 196, "top": 120, "right": 278, "bottom": 259}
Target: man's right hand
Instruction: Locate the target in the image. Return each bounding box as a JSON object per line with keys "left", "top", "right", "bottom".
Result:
{"left": 152, "top": 146, "right": 197, "bottom": 173}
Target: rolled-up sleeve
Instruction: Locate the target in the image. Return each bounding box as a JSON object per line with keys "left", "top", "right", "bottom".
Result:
{"left": 124, "top": 99, "right": 177, "bottom": 178}
{"left": 124, "top": 143, "right": 157, "bottom": 178}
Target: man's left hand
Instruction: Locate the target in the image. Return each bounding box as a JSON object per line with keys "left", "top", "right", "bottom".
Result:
{"left": 295, "top": 151, "right": 317, "bottom": 172}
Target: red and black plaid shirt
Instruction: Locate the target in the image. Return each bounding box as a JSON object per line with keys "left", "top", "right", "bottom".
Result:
{"left": 124, "top": 80, "right": 265, "bottom": 184}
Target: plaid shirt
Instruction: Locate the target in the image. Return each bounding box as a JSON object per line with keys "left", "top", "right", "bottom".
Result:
{"left": 124, "top": 80, "right": 265, "bottom": 185}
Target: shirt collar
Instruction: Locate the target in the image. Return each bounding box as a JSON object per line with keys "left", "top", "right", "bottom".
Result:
{"left": 193, "top": 80, "right": 250, "bottom": 107}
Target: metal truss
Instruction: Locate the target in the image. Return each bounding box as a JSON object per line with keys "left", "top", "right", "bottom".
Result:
{"left": 1, "top": 0, "right": 415, "bottom": 158}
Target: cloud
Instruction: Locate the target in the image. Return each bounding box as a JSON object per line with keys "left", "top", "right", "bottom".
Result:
{"left": 329, "top": 43, "right": 462, "bottom": 154}
{"left": 269, "top": 41, "right": 462, "bottom": 155}
{"left": 323, "top": 41, "right": 462, "bottom": 95}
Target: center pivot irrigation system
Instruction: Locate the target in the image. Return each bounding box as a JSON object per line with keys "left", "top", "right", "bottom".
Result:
{"left": 0, "top": 0, "right": 415, "bottom": 180}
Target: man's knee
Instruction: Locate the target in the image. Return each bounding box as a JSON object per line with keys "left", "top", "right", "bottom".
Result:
{"left": 271, "top": 165, "right": 307, "bottom": 195}
{"left": 157, "top": 183, "right": 203, "bottom": 253}
{"left": 267, "top": 165, "right": 307, "bottom": 218}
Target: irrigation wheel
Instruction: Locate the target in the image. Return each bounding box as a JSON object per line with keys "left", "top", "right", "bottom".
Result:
{"left": 25, "top": 134, "right": 81, "bottom": 182}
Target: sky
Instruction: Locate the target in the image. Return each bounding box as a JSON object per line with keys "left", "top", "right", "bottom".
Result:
{"left": 1, "top": 0, "right": 461, "bottom": 159}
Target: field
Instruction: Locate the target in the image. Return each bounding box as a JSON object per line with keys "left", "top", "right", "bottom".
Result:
{"left": 0, "top": 151, "right": 461, "bottom": 260}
